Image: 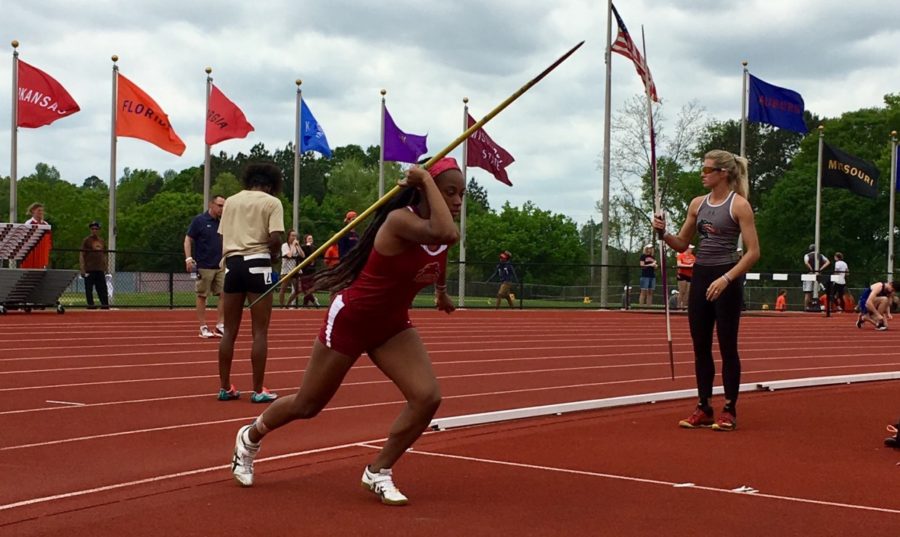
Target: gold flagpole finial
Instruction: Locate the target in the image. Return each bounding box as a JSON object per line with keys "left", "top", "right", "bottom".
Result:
{"left": 380, "top": 89, "right": 386, "bottom": 96}
{"left": 741, "top": 60, "right": 747, "bottom": 67}
{"left": 205, "top": 67, "right": 212, "bottom": 75}
{"left": 296, "top": 79, "right": 302, "bottom": 87}
{"left": 111, "top": 55, "right": 119, "bottom": 63}
{"left": 11, "top": 40, "right": 19, "bottom": 49}
{"left": 891, "top": 130, "right": 897, "bottom": 138}
{"left": 818, "top": 125, "right": 824, "bottom": 133}
{"left": 463, "top": 97, "right": 469, "bottom": 104}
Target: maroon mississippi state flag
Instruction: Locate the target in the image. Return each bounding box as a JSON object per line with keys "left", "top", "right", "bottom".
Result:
{"left": 466, "top": 113, "right": 514, "bottom": 186}
{"left": 205, "top": 84, "right": 254, "bottom": 146}
{"left": 17, "top": 60, "right": 81, "bottom": 128}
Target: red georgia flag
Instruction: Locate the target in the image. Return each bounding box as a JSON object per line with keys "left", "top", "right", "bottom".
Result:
{"left": 115, "top": 73, "right": 186, "bottom": 156}
{"left": 206, "top": 84, "right": 254, "bottom": 146}
{"left": 17, "top": 60, "right": 81, "bottom": 128}
{"left": 466, "top": 113, "right": 514, "bottom": 186}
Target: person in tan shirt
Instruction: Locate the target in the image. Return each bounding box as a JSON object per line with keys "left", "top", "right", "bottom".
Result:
{"left": 216, "top": 163, "right": 285, "bottom": 404}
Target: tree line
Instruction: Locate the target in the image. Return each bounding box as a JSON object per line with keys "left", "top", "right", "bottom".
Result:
{"left": 3, "top": 92, "right": 899, "bottom": 288}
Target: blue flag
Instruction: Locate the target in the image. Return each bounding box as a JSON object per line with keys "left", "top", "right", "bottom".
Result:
{"left": 748, "top": 74, "right": 807, "bottom": 133}
{"left": 300, "top": 99, "right": 332, "bottom": 158}
{"left": 383, "top": 106, "right": 428, "bottom": 163}
{"left": 896, "top": 145, "right": 900, "bottom": 192}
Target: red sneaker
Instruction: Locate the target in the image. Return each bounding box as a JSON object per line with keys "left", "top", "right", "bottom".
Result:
{"left": 712, "top": 411, "right": 737, "bottom": 431}
{"left": 678, "top": 408, "right": 714, "bottom": 429}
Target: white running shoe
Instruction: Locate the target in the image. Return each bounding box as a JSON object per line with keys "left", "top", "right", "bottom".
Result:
{"left": 199, "top": 325, "right": 215, "bottom": 339}
{"left": 361, "top": 466, "right": 408, "bottom": 506}
{"left": 232, "top": 425, "right": 260, "bottom": 487}
{"left": 214, "top": 324, "right": 225, "bottom": 337}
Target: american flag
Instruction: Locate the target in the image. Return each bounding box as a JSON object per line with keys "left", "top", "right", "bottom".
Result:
{"left": 611, "top": 4, "right": 659, "bottom": 102}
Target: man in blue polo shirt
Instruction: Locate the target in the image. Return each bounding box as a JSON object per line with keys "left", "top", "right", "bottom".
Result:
{"left": 184, "top": 195, "right": 225, "bottom": 338}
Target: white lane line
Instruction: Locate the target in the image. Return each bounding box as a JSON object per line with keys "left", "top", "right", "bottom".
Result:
{"left": 44, "top": 400, "right": 85, "bottom": 407}
{"left": 0, "top": 440, "right": 381, "bottom": 512}
{"left": 399, "top": 448, "right": 900, "bottom": 516}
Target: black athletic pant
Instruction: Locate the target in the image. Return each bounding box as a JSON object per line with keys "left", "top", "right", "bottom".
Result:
{"left": 84, "top": 270, "right": 109, "bottom": 308}
{"left": 688, "top": 263, "right": 742, "bottom": 409}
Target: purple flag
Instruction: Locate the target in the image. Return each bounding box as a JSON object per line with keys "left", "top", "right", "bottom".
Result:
{"left": 383, "top": 105, "right": 427, "bottom": 163}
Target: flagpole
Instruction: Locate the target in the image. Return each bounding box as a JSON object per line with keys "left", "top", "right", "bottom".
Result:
{"left": 459, "top": 97, "right": 469, "bottom": 308}
{"left": 293, "top": 79, "right": 302, "bottom": 233}
{"left": 600, "top": 0, "right": 613, "bottom": 308}
{"left": 889, "top": 130, "right": 897, "bottom": 280}
{"left": 740, "top": 61, "right": 748, "bottom": 158}
{"left": 379, "top": 89, "right": 386, "bottom": 198}
{"left": 814, "top": 125, "right": 824, "bottom": 273}
{"left": 10, "top": 40, "right": 19, "bottom": 227}
{"left": 109, "top": 55, "right": 119, "bottom": 276}
{"left": 248, "top": 40, "right": 586, "bottom": 307}
{"left": 203, "top": 67, "right": 212, "bottom": 210}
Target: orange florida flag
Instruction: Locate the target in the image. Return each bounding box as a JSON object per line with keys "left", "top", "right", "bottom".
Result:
{"left": 206, "top": 84, "right": 254, "bottom": 145}
{"left": 116, "top": 73, "right": 186, "bottom": 156}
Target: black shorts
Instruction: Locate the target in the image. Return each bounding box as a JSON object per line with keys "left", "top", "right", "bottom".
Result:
{"left": 224, "top": 254, "right": 274, "bottom": 294}
{"left": 676, "top": 274, "right": 692, "bottom": 282}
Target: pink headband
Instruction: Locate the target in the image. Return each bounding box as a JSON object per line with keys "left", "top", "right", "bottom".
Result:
{"left": 428, "top": 157, "right": 460, "bottom": 178}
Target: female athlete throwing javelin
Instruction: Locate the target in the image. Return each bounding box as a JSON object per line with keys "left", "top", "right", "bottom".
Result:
{"left": 231, "top": 158, "right": 464, "bottom": 506}
{"left": 653, "top": 150, "right": 760, "bottom": 432}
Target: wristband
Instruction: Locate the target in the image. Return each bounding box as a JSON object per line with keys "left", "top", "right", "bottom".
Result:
{"left": 435, "top": 284, "right": 447, "bottom": 291}
{"left": 185, "top": 257, "right": 194, "bottom": 262}
{"left": 722, "top": 274, "right": 732, "bottom": 283}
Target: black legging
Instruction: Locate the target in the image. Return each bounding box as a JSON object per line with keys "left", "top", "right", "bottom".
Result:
{"left": 688, "top": 263, "right": 742, "bottom": 409}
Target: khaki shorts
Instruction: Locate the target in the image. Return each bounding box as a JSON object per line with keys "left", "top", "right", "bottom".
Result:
{"left": 196, "top": 268, "right": 225, "bottom": 297}
{"left": 497, "top": 282, "right": 513, "bottom": 298}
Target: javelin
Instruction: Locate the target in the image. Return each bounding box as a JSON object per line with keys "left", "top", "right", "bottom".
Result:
{"left": 249, "top": 40, "right": 585, "bottom": 307}
{"left": 640, "top": 26, "right": 674, "bottom": 380}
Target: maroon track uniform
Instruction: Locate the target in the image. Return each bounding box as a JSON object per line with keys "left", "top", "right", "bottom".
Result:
{"left": 318, "top": 208, "right": 448, "bottom": 358}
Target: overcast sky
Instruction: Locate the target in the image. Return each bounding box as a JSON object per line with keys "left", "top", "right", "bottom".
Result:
{"left": 4, "top": 0, "right": 900, "bottom": 225}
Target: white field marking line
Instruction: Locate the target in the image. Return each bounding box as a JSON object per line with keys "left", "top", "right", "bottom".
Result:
{"left": 4, "top": 340, "right": 895, "bottom": 376}
{"left": 44, "top": 400, "right": 85, "bottom": 407}
{"left": 0, "top": 439, "right": 383, "bottom": 512}
{"left": 4, "top": 336, "right": 893, "bottom": 367}
{"left": 4, "top": 351, "right": 900, "bottom": 396}
{"left": 0, "top": 332, "right": 870, "bottom": 357}
{"left": 7, "top": 353, "right": 900, "bottom": 396}
{"left": 5, "top": 366, "right": 897, "bottom": 447}
{"left": 386, "top": 448, "right": 900, "bottom": 516}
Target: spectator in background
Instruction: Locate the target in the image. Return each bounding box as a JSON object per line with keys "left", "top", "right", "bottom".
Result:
{"left": 803, "top": 244, "right": 830, "bottom": 311}
{"left": 488, "top": 250, "right": 518, "bottom": 308}
{"left": 298, "top": 234, "right": 320, "bottom": 308}
{"left": 184, "top": 195, "right": 226, "bottom": 338}
{"left": 775, "top": 289, "right": 787, "bottom": 312}
{"left": 337, "top": 210, "right": 360, "bottom": 259}
{"left": 639, "top": 244, "right": 657, "bottom": 306}
{"left": 20, "top": 202, "right": 52, "bottom": 269}
{"left": 79, "top": 221, "right": 109, "bottom": 309}
{"left": 832, "top": 252, "right": 849, "bottom": 312}
{"left": 675, "top": 244, "right": 695, "bottom": 310}
{"left": 278, "top": 230, "right": 303, "bottom": 308}
{"left": 323, "top": 243, "right": 340, "bottom": 269}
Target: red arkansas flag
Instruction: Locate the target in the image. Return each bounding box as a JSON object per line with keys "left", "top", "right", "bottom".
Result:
{"left": 116, "top": 73, "right": 186, "bottom": 156}
{"left": 466, "top": 113, "right": 514, "bottom": 186}
{"left": 17, "top": 60, "right": 81, "bottom": 128}
{"left": 206, "top": 84, "right": 254, "bottom": 145}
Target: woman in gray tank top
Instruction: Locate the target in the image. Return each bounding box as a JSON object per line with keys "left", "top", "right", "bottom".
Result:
{"left": 652, "top": 150, "right": 760, "bottom": 432}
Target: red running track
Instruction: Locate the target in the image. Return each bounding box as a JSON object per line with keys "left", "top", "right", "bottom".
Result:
{"left": 1, "top": 308, "right": 898, "bottom": 535}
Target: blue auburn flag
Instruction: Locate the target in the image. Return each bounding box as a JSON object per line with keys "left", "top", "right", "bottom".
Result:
{"left": 822, "top": 143, "right": 879, "bottom": 199}
{"left": 300, "top": 99, "right": 332, "bottom": 158}
{"left": 896, "top": 145, "right": 900, "bottom": 192}
{"left": 748, "top": 74, "right": 807, "bottom": 133}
